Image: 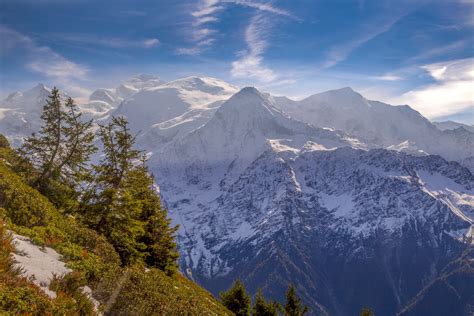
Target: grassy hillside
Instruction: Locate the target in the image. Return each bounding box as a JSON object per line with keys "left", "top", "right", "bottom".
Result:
{"left": 0, "top": 136, "right": 231, "bottom": 315}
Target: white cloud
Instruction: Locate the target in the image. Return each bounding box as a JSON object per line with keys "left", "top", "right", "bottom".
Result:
{"left": 192, "top": 0, "right": 223, "bottom": 18}
{"left": 142, "top": 38, "right": 160, "bottom": 48}
{"left": 321, "top": 4, "right": 420, "bottom": 69}
{"left": 177, "top": 0, "right": 295, "bottom": 55}
{"left": 392, "top": 58, "right": 474, "bottom": 119}
{"left": 0, "top": 25, "right": 90, "bottom": 97}
{"left": 224, "top": 0, "right": 295, "bottom": 19}
{"left": 371, "top": 74, "right": 403, "bottom": 81}
{"left": 54, "top": 34, "right": 160, "bottom": 49}
{"left": 175, "top": 46, "right": 205, "bottom": 56}
{"left": 176, "top": 0, "right": 223, "bottom": 55}
{"left": 405, "top": 40, "right": 467, "bottom": 64}
{"left": 231, "top": 14, "right": 277, "bottom": 83}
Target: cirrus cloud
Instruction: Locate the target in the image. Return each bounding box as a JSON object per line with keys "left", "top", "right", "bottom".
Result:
{"left": 0, "top": 25, "right": 90, "bottom": 96}
{"left": 392, "top": 58, "right": 474, "bottom": 119}
{"left": 230, "top": 14, "right": 276, "bottom": 83}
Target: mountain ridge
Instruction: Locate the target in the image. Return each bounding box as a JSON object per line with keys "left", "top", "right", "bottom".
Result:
{"left": 1, "top": 77, "right": 473, "bottom": 314}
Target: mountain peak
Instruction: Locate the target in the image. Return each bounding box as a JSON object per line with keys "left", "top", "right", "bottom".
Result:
{"left": 338, "top": 86, "right": 355, "bottom": 92}
{"left": 5, "top": 91, "right": 22, "bottom": 101}
{"left": 24, "top": 83, "right": 50, "bottom": 96}
{"left": 237, "top": 86, "right": 260, "bottom": 95}
{"left": 31, "top": 83, "right": 47, "bottom": 91}
{"left": 303, "top": 86, "right": 365, "bottom": 104}
{"left": 230, "top": 86, "right": 266, "bottom": 101}
{"left": 213, "top": 86, "right": 275, "bottom": 124}
{"left": 163, "top": 76, "right": 238, "bottom": 97}
{"left": 131, "top": 74, "right": 159, "bottom": 82}
{"left": 327, "top": 86, "right": 363, "bottom": 98}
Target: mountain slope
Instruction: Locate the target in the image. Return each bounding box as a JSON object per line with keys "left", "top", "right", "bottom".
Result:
{"left": 434, "top": 120, "right": 474, "bottom": 133}
{"left": 0, "top": 84, "right": 52, "bottom": 146}
{"left": 0, "top": 136, "right": 231, "bottom": 315}
{"left": 162, "top": 144, "right": 473, "bottom": 315}
{"left": 146, "top": 87, "right": 473, "bottom": 315}
{"left": 275, "top": 87, "right": 474, "bottom": 168}
{"left": 113, "top": 76, "right": 238, "bottom": 133}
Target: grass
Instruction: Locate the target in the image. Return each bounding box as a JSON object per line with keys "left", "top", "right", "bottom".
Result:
{"left": 0, "top": 141, "right": 231, "bottom": 315}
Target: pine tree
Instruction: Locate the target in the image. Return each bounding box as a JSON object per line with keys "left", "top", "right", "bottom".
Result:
{"left": 21, "top": 87, "right": 63, "bottom": 185}
{"left": 126, "top": 164, "right": 179, "bottom": 273}
{"left": 82, "top": 116, "right": 178, "bottom": 271}
{"left": 20, "top": 88, "right": 96, "bottom": 205}
{"left": 360, "top": 307, "right": 375, "bottom": 316}
{"left": 252, "top": 288, "right": 281, "bottom": 316}
{"left": 284, "top": 285, "right": 308, "bottom": 316}
{"left": 59, "top": 97, "right": 96, "bottom": 184}
{"left": 83, "top": 116, "right": 141, "bottom": 229}
{"left": 220, "top": 279, "right": 251, "bottom": 316}
{"left": 95, "top": 116, "right": 140, "bottom": 190}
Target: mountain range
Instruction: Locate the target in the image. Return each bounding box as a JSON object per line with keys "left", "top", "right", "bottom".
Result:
{"left": 1, "top": 75, "right": 472, "bottom": 315}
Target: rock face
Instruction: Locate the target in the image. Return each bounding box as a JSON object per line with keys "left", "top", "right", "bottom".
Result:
{"left": 1, "top": 79, "right": 473, "bottom": 315}
{"left": 147, "top": 87, "right": 473, "bottom": 315}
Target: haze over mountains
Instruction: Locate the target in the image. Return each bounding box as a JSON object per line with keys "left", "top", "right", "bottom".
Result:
{"left": 1, "top": 74, "right": 473, "bottom": 315}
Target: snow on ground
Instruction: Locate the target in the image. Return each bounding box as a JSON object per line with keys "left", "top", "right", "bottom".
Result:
{"left": 229, "top": 222, "right": 256, "bottom": 241}
{"left": 10, "top": 232, "right": 102, "bottom": 312}
{"left": 418, "top": 170, "right": 474, "bottom": 223}
{"left": 11, "top": 233, "right": 71, "bottom": 298}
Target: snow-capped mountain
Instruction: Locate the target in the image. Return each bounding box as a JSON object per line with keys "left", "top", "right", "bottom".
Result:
{"left": 434, "top": 120, "right": 474, "bottom": 133}
{"left": 1, "top": 77, "right": 472, "bottom": 315}
{"left": 191, "top": 146, "right": 473, "bottom": 315}
{"left": 143, "top": 86, "right": 473, "bottom": 315}
{"left": 112, "top": 76, "right": 238, "bottom": 133}
{"left": 0, "top": 84, "right": 53, "bottom": 146}
{"left": 80, "top": 74, "right": 165, "bottom": 120}
{"left": 274, "top": 87, "right": 474, "bottom": 170}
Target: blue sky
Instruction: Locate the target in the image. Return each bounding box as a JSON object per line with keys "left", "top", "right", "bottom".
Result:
{"left": 0, "top": 0, "right": 473, "bottom": 123}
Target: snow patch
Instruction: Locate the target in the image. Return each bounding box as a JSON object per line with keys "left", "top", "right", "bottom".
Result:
{"left": 319, "top": 192, "right": 355, "bottom": 218}
{"left": 11, "top": 234, "right": 71, "bottom": 298}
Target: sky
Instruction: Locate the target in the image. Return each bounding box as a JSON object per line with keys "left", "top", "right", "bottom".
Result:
{"left": 0, "top": 0, "right": 473, "bottom": 123}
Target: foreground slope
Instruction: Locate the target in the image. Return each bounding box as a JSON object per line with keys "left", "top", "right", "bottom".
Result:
{"left": 0, "top": 138, "right": 230, "bottom": 315}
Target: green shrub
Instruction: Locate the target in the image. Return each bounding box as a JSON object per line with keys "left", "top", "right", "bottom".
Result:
{"left": 99, "top": 264, "right": 232, "bottom": 315}
{"left": 0, "top": 164, "right": 54, "bottom": 227}
{"left": 0, "top": 135, "right": 10, "bottom": 149}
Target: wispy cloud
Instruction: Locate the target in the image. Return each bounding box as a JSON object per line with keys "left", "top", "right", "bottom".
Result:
{"left": 228, "top": 2, "right": 297, "bottom": 82}
{"left": 322, "top": 18, "right": 404, "bottom": 69}
{"left": 177, "top": 0, "right": 295, "bottom": 55}
{"left": 231, "top": 14, "right": 277, "bottom": 83}
{"left": 224, "top": 0, "right": 296, "bottom": 19}
{"left": 53, "top": 34, "right": 160, "bottom": 49}
{"left": 371, "top": 74, "right": 403, "bottom": 81}
{"left": 176, "top": 0, "right": 223, "bottom": 55}
{"left": 392, "top": 58, "right": 474, "bottom": 119}
{"left": 0, "top": 25, "right": 90, "bottom": 96}
{"left": 405, "top": 40, "right": 468, "bottom": 64}
{"left": 321, "top": 4, "right": 422, "bottom": 70}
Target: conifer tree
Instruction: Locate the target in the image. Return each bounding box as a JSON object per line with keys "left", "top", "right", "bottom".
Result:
{"left": 360, "top": 307, "right": 375, "bottom": 316}
{"left": 126, "top": 164, "right": 179, "bottom": 273}
{"left": 59, "top": 97, "right": 96, "bottom": 183}
{"left": 220, "top": 279, "right": 251, "bottom": 316}
{"left": 83, "top": 116, "right": 178, "bottom": 271}
{"left": 284, "top": 285, "right": 308, "bottom": 316}
{"left": 20, "top": 88, "right": 96, "bottom": 206}
{"left": 252, "top": 288, "right": 281, "bottom": 316}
